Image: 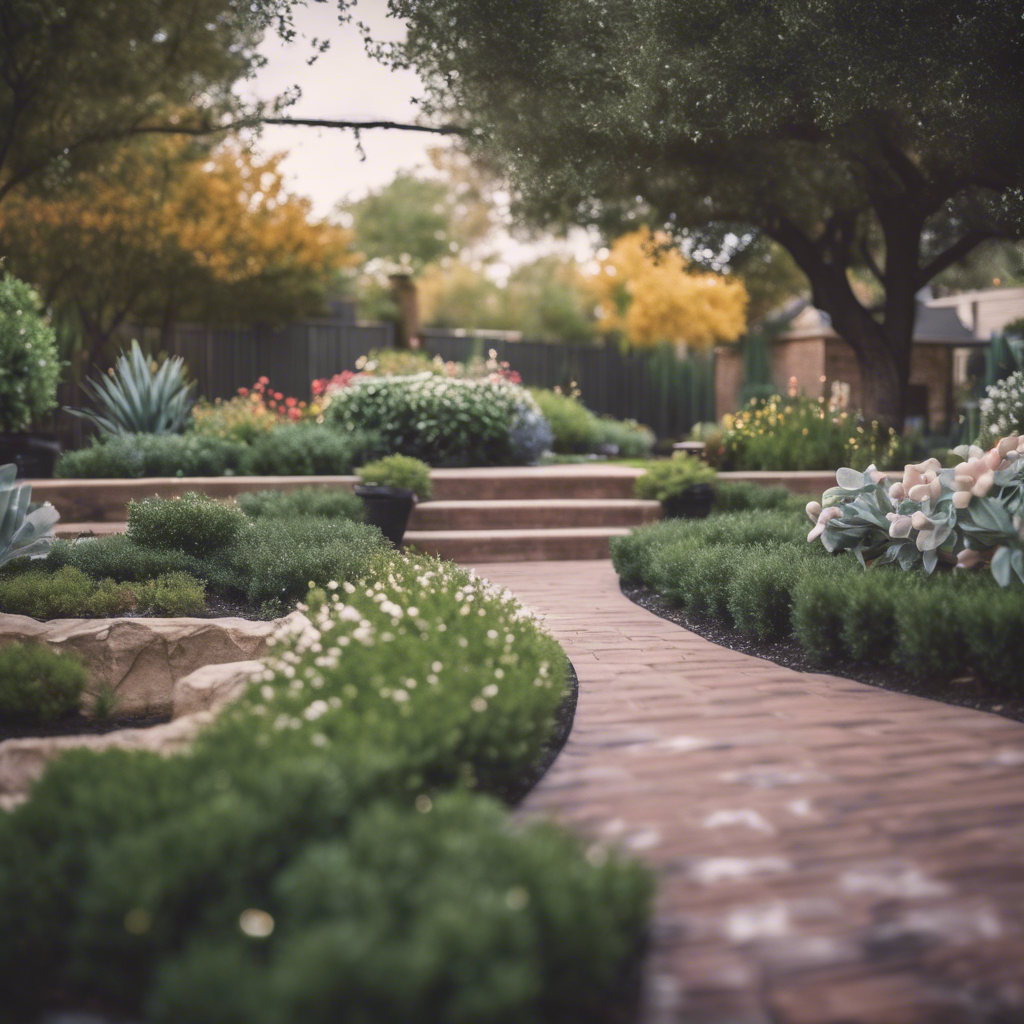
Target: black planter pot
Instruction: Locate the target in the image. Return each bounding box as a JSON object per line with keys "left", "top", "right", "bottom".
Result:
{"left": 354, "top": 484, "right": 416, "bottom": 546}
{"left": 0, "top": 432, "right": 62, "bottom": 479}
{"left": 661, "top": 483, "right": 715, "bottom": 520}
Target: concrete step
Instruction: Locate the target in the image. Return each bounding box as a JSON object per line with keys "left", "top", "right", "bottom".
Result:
{"left": 409, "top": 498, "right": 660, "bottom": 531}
{"left": 404, "top": 527, "right": 632, "bottom": 563}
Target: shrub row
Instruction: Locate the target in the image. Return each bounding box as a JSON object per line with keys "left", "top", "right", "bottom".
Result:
{"left": 612, "top": 509, "right": 1024, "bottom": 693}
{"left": 529, "top": 388, "right": 654, "bottom": 458}
{"left": 0, "top": 553, "right": 651, "bottom": 1022}
{"left": 55, "top": 425, "right": 384, "bottom": 479}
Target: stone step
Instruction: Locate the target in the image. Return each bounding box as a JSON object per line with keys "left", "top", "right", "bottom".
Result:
{"left": 403, "top": 527, "right": 631, "bottom": 563}
{"left": 409, "top": 498, "right": 660, "bottom": 531}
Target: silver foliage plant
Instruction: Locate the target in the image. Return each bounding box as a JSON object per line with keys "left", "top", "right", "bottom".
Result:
{"left": 0, "top": 463, "right": 60, "bottom": 568}
{"left": 805, "top": 434, "right": 1024, "bottom": 586}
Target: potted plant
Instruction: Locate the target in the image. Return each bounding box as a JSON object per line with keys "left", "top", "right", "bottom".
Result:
{"left": 354, "top": 455, "right": 433, "bottom": 545}
{"left": 0, "top": 274, "right": 62, "bottom": 478}
{"left": 634, "top": 454, "right": 717, "bottom": 519}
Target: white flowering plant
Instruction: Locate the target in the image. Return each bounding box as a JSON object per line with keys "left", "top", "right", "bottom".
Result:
{"left": 322, "top": 371, "right": 546, "bottom": 466}
{"left": 979, "top": 369, "right": 1024, "bottom": 445}
{"left": 203, "top": 553, "right": 569, "bottom": 795}
{"left": 0, "top": 273, "right": 60, "bottom": 433}
{"left": 806, "top": 433, "right": 1024, "bottom": 585}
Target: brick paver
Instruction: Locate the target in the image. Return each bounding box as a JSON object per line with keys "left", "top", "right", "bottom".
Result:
{"left": 475, "top": 559, "right": 1024, "bottom": 1024}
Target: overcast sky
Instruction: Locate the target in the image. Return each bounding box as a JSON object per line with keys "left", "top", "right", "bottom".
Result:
{"left": 245, "top": 0, "right": 439, "bottom": 216}
{"left": 245, "top": 1, "right": 596, "bottom": 273}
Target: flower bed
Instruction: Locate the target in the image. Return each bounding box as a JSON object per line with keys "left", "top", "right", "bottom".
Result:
{"left": 0, "top": 548, "right": 651, "bottom": 1022}
{"left": 612, "top": 487, "right": 1024, "bottom": 695}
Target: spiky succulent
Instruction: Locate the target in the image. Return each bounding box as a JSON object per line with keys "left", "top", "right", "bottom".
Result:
{"left": 68, "top": 339, "right": 194, "bottom": 436}
{"left": 0, "top": 463, "right": 60, "bottom": 568}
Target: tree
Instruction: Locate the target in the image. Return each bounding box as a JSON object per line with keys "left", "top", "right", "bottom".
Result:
{"left": 0, "top": 0, "right": 278, "bottom": 203}
{"left": 0, "top": 136, "right": 356, "bottom": 369}
{"left": 589, "top": 228, "right": 747, "bottom": 350}
{"left": 386, "top": 0, "right": 1024, "bottom": 425}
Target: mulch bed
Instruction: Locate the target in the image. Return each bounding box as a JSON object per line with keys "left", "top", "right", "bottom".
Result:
{"left": 622, "top": 581, "right": 1024, "bottom": 725}
{"left": 0, "top": 712, "right": 171, "bottom": 743}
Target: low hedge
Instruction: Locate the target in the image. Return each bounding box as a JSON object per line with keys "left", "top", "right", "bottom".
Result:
{"left": 0, "top": 553, "right": 652, "bottom": 1022}
{"left": 612, "top": 507, "right": 1024, "bottom": 693}
{"left": 54, "top": 426, "right": 384, "bottom": 479}
{"left": 234, "top": 487, "right": 364, "bottom": 522}
{"left": 0, "top": 641, "right": 89, "bottom": 720}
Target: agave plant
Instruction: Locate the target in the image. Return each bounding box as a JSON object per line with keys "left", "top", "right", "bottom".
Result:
{"left": 0, "top": 463, "right": 60, "bottom": 568}
{"left": 68, "top": 339, "right": 195, "bottom": 436}
{"left": 805, "top": 434, "right": 1024, "bottom": 586}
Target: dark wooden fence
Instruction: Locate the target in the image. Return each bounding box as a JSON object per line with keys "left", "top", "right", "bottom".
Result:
{"left": 111, "top": 319, "right": 714, "bottom": 439}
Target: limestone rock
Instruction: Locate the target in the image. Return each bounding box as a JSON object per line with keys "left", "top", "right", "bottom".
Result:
{"left": 0, "top": 610, "right": 310, "bottom": 717}
{"left": 172, "top": 659, "right": 263, "bottom": 718}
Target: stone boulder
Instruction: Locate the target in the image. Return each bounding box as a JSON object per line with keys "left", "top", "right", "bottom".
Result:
{"left": 0, "top": 610, "right": 309, "bottom": 717}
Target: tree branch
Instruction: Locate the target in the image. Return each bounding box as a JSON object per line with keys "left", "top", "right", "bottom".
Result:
{"left": 860, "top": 240, "right": 885, "bottom": 284}
{"left": 135, "top": 116, "right": 467, "bottom": 136}
{"left": 917, "top": 228, "right": 994, "bottom": 287}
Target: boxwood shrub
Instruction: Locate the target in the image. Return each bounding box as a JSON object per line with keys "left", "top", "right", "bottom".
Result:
{"left": 234, "top": 487, "right": 364, "bottom": 523}
{"left": 56, "top": 433, "right": 249, "bottom": 478}
{"left": 612, "top": 501, "right": 1024, "bottom": 693}
{"left": 0, "top": 553, "right": 652, "bottom": 1022}
{"left": 0, "top": 641, "right": 89, "bottom": 720}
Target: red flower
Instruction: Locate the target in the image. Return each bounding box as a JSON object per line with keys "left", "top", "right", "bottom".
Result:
{"left": 273, "top": 392, "right": 283, "bottom": 401}
{"left": 258, "top": 376, "right": 270, "bottom": 385}
{"left": 311, "top": 379, "right": 325, "bottom": 396}
{"left": 285, "top": 396, "right": 297, "bottom": 407}
{"left": 237, "top": 387, "right": 249, "bottom": 396}
{"left": 288, "top": 407, "right": 302, "bottom": 421}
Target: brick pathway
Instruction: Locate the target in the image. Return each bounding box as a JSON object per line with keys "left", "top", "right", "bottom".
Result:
{"left": 475, "top": 560, "right": 1024, "bottom": 1024}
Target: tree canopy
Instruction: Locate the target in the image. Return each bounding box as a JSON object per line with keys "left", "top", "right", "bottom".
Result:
{"left": 590, "top": 228, "right": 747, "bottom": 350}
{"left": 0, "top": 0, "right": 278, "bottom": 203}
{"left": 386, "top": 0, "right": 1024, "bottom": 423}
{"left": 0, "top": 136, "right": 356, "bottom": 367}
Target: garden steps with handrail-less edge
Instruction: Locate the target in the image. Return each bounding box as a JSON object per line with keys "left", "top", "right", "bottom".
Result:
{"left": 37, "top": 465, "right": 872, "bottom": 560}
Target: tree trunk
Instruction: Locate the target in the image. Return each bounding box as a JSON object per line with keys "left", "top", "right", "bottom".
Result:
{"left": 388, "top": 273, "right": 420, "bottom": 350}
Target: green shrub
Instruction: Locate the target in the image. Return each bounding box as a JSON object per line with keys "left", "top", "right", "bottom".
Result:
{"left": 223, "top": 517, "right": 390, "bottom": 614}
{"left": 0, "top": 554, "right": 650, "bottom": 1022}
{"left": 127, "top": 493, "right": 246, "bottom": 556}
{"left": 720, "top": 394, "right": 909, "bottom": 471}
{"left": 145, "top": 794, "right": 652, "bottom": 1024}
{"left": 135, "top": 573, "right": 206, "bottom": 617}
{"left": 529, "top": 388, "right": 600, "bottom": 453}
{"left": 241, "top": 424, "right": 383, "bottom": 476}
{"left": 727, "top": 545, "right": 811, "bottom": 640}
{"left": 634, "top": 455, "right": 716, "bottom": 502}
{"left": 0, "top": 273, "right": 60, "bottom": 433}
{"left": 56, "top": 433, "right": 249, "bottom": 479}
{"left": 0, "top": 641, "right": 88, "bottom": 719}
{"left": 327, "top": 374, "right": 539, "bottom": 466}
{"left": 642, "top": 535, "right": 704, "bottom": 605}
{"left": 235, "top": 487, "right": 364, "bottom": 522}
{"left": 962, "top": 588, "right": 1024, "bottom": 692}
{"left": 839, "top": 570, "right": 915, "bottom": 664}
{"left": 675, "top": 543, "right": 747, "bottom": 619}
{"left": 0, "top": 565, "right": 205, "bottom": 619}
{"left": 45, "top": 535, "right": 203, "bottom": 584}
{"left": 593, "top": 417, "right": 655, "bottom": 458}
{"left": 356, "top": 454, "right": 433, "bottom": 499}
{"left": 790, "top": 557, "right": 862, "bottom": 662}
{"left": 712, "top": 481, "right": 806, "bottom": 515}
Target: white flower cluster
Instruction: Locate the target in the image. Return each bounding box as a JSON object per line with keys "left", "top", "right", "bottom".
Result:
{"left": 980, "top": 370, "right": 1024, "bottom": 442}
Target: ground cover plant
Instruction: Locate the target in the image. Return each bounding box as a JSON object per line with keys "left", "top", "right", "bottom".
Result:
{"left": 3, "top": 492, "right": 391, "bottom": 619}
{"left": 612, "top": 494, "right": 1024, "bottom": 694}
{"left": 0, "top": 552, "right": 652, "bottom": 1023}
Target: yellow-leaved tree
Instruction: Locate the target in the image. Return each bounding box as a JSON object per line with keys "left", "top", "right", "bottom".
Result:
{"left": 0, "top": 136, "right": 357, "bottom": 369}
{"left": 590, "top": 227, "right": 748, "bottom": 349}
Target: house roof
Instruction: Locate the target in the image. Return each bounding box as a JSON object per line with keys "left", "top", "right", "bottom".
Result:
{"left": 927, "top": 286, "right": 1024, "bottom": 307}
{"left": 776, "top": 298, "right": 983, "bottom": 346}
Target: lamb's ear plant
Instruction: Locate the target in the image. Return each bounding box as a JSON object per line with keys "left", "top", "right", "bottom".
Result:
{"left": 0, "top": 463, "right": 60, "bottom": 567}
{"left": 805, "top": 433, "right": 1024, "bottom": 585}
{"left": 68, "top": 339, "right": 195, "bottom": 436}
